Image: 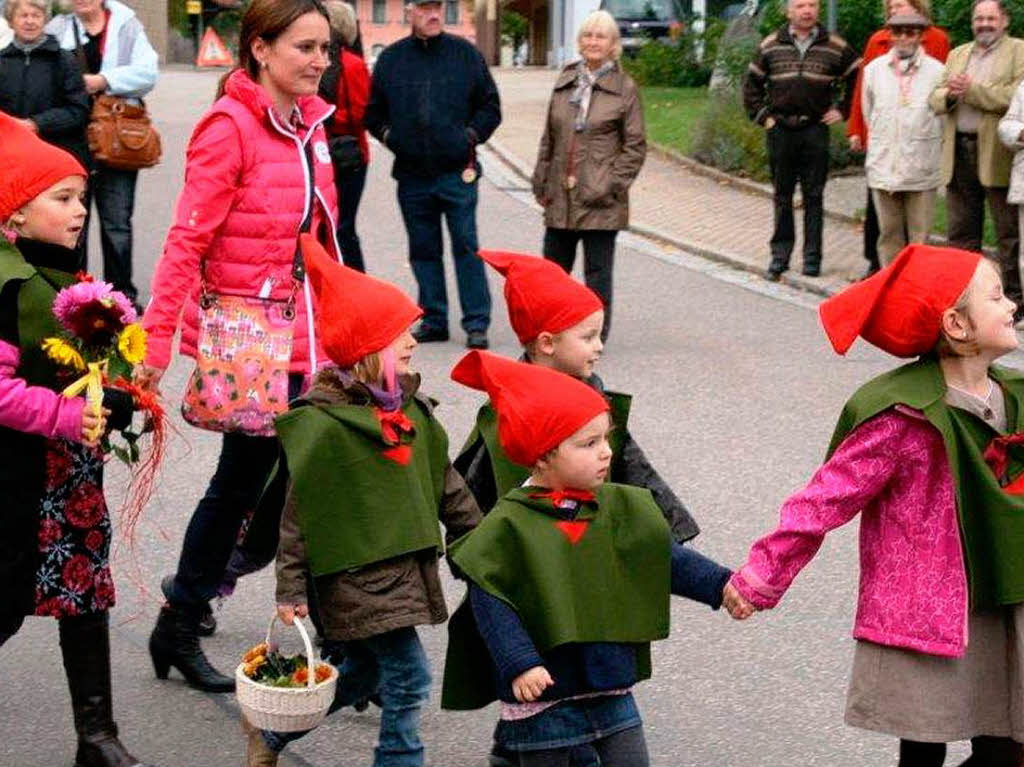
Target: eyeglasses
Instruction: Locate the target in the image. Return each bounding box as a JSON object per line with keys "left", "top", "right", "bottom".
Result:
{"left": 890, "top": 27, "right": 922, "bottom": 36}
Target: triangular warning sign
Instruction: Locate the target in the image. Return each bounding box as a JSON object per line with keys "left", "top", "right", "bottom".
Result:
{"left": 196, "top": 28, "right": 234, "bottom": 68}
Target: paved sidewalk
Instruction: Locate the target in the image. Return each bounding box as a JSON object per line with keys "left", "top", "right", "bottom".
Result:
{"left": 486, "top": 68, "right": 870, "bottom": 296}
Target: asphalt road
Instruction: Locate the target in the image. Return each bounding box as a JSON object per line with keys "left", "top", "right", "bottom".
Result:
{"left": 0, "top": 69, "right": 996, "bottom": 767}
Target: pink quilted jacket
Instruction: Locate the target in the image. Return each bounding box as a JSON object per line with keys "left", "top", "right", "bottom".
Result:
{"left": 730, "top": 406, "right": 970, "bottom": 657}
{"left": 0, "top": 340, "right": 84, "bottom": 442}
{"left": 143, "top": 69, "right": 340, "bottom": 373}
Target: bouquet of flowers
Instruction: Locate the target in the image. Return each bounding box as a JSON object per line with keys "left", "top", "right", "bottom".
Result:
{"left": 42, "top": 274, "right": 165, "bottom": 536}
{"left": 241, "top": 642, "right": 334, "bottom": 688}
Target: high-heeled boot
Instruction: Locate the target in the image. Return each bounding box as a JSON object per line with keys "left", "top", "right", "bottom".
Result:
{"left": 149, "top": 604, "right": 234, "bottom": 692}
{"left": 59, "top": 612, "right": 155, "bottom": 767}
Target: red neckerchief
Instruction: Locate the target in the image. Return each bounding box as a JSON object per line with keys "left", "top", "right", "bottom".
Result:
{"left": 528, "top": 488, "right": 596, "bottom": 544}
{"left": 375, "top": 407, "right": 415, "bottom": 466}
{"left": 983, "top": 433, "right": 1024, "bottom": 485}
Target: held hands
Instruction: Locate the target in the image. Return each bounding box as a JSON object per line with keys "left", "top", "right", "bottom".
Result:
{"left": 83, "top": 74, "right": 108, "bottom": 95}
{"left": 722, "top": 582, "right": 756, "bottom": 620}
{"left": 848, "top": 134, "right": 864, "bottom": 153}
{"left": 512, "top": 666, "right": 554, "bottom": 703}
{"left": 947, "top": 73, "right": 972, "bottom": 98}
{"left": 821, "top": 108, "right": 843, "bottom": 126}
{"left": 80, "top": 406, "right": 110, "bottom": 448}
{"left": 276, "top": 603, "right": 309, "bottom": 626}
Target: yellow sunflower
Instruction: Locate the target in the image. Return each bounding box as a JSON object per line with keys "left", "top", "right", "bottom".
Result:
{"left": 117, "top": 324, "right": 147, "bottom": 365}
{"left": 41, "top": 338, "right": 85, "bottom": 371}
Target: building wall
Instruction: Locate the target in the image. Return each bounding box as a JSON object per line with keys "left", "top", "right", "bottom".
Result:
{"left": 354, "top": 0, "right": 476, "bottom": 60}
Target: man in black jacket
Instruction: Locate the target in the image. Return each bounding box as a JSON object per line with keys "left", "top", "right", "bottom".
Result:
{"left": 364, "top": 0, "right": 501, "bottom": 350}
{"left": 743, "top": 0, "right": 860, "bottom": 281}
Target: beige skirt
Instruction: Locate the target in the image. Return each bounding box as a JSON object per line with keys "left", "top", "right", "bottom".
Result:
{"left": 845, "top": 606, "right": 1024, "bottom": 743}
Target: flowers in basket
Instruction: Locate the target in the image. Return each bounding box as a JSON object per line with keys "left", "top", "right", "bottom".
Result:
{"left": 241, "top": 642, "right": 334, "bottom": 688}
{"left": 42, "top": 274, "right": 166, "bottom": 537}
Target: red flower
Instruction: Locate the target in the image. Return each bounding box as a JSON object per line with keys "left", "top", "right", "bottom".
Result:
{"left": 75, "top": 271, "right": 94, "bottom": 283}
{"left": 84, "top": 529, "right": 105, "bottom": 553}
{"left": 92, "top": 569, "right": 115, "bottom": 608}
{"left": 64, "top": 484, "right": 105, "bottom": 529}
{"left": 35, "top": 596, "right": 77, "bottom": 618}
{"left": 45, "top": 447, "right": 74, "bottom": 489}
{"left": 62, "top": 554, "right": 94, "bottom": 594}
{"left": 38, "top": 518, "right": 63, "bottom": 550}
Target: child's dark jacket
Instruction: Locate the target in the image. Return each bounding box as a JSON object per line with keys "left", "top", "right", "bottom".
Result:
{"left": 454, "top": 368, "right": 700, "bottom": 542}
{"left": 275, "top": 368, "right": 482, "bottom": 641}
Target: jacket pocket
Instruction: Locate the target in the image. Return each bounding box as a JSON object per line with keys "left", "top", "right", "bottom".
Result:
{"left": 577, "top": 159, "right": 615, "bottom": 207}
{"left": 347, "top": 556, "right": 416, "bottom": 595}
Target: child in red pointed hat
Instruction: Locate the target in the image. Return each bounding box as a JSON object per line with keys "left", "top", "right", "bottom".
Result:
{"left": 0, "top": 114, "right": 155, "bottom": 766}
{"left": 442, "top": 351, "right": 749, "bottom": 766}
{"left": 255, "top": 234, "right": 482, "bottom": 766}
{"left": 732, "top": 244, "right": 1024, "bottom": 764}
{"left": 457, "top": 250, "right": 698, "bottom": 554}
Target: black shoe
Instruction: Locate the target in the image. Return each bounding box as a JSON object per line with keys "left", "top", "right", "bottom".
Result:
{"left": 412, "top": 325, "right": 449, "bottom": 343}
{"left": 59, "top": 613, "right": 155, "bottom": 767}
{"left": 767, "top": 257, "right": 788, "bottom": 281}
{"left": 162, "top": 575, "right": 216, "bottom": 636}
{"left": 149, "top": 605, "right": 235, "bottom": 692}
{"left": 765, "top": 270, "right": 783, "bottom": 282}
{"left": 466, "top": 331, "right": 489, "bottom": 350}
{"left": 801, "top": 263, "right": 821, "bottom": 277}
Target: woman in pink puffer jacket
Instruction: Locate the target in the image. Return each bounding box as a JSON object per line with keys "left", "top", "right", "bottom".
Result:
{"left": 138, "top": 0, "right": 341, "bottom": 695}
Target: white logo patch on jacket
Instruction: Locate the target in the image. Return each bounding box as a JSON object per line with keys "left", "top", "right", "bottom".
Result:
{"left": 314, "top": 141, "right": 331, "bottom": 164}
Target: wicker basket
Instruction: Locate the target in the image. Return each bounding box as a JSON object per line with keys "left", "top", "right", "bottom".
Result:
{"left": 236, "top": 615, "right": 338, "bottom": 732}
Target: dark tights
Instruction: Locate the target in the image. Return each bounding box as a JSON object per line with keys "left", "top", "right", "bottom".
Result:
{"left": 899, "top": 737, "right": 1023, "bottom": 767}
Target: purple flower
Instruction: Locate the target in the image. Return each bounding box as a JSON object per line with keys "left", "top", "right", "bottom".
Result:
{"left": 52, "top": 281, "right": 136, "bottom": 343}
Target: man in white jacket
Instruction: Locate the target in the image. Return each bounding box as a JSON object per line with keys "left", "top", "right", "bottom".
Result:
{"left": 862, "top": 11, "right": 945, "bottom": 264}
{"left": 999, "top": 79, "right": 1024, "bottom": 257}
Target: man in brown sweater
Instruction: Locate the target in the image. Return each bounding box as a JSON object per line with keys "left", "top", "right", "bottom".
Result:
{"left": 744, "top": 0, "right": 860, "bottom": 280}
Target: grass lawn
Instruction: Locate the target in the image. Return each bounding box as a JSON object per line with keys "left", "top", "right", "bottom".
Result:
{"left": 641, "top": 86, "right": 709, "bottom": 155}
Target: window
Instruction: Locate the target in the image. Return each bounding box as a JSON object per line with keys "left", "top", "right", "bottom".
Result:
{"left": 445, "top": 0, "right": 458, "bottom": 24}
{"left": 372, "top": 0, "right": 386, "bottom": 23}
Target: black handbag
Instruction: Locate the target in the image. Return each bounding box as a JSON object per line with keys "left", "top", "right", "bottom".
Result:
{"left": 328, "top": 58, "right": 364, "bottom": 174}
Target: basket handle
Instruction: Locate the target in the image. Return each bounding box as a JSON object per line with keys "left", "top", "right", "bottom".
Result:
{"left": 264, "top": 614, "right": 317, "bottom": 690}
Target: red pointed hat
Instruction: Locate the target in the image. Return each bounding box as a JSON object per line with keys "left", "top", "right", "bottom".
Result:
{"left": 451, "top": 350, "right": 610, "bottom": 467}
{"left": 819, "top": 243, "right": 982, "bottom": 358}
{"left": 479, "top": 250, "right": 604, "bottom": 344}
{"left": 301, "top": 234, "right": 423, "bottom": 368}
{"left": 0, "top": 112, "right": 87, "bottom": 222}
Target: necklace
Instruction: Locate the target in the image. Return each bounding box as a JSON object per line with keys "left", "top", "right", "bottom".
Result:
{"left": 947, "top": 378, "right": 995, "bottom": 403}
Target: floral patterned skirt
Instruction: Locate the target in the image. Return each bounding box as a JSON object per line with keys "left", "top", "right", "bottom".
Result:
{"left": 32, "top": 439, "right": 115, "bottom": 618}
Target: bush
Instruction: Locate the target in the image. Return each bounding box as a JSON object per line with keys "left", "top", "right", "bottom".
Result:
{"left": 622, "top": 17, "right": 726, "bottom": 88}
{"left": 688, "top": 87, "right": 861, "bottom": 180}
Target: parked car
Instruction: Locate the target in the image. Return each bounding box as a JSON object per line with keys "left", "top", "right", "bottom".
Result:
{"left": 600, "top": 0, "right": 689, "bottom": 52}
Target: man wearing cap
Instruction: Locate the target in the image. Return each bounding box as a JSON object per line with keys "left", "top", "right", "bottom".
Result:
{"left": 929, "top": 0, "right": 1024, "bottom": 317}
{"left": 364, "top": 0, "right": 501, "bottom": 350}
{"left": 861, "top": 12, "right": 945, "bottom": 265}
{"left": 743, "top": 0, "right": 860, "bottom": 281}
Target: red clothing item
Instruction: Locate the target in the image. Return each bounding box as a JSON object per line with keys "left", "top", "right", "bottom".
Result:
{"left": 847, "top": 25, "right": 952, "bottom": 145}
{"left": 330, "top": 49, "right": 371, "bottom": 164}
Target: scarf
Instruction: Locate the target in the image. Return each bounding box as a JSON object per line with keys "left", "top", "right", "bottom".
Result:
{"left": 569, "top": 60, "right": 616, "bottom": 132}
{"left": 12, "top": 36, "right": 46, "bottom": 54}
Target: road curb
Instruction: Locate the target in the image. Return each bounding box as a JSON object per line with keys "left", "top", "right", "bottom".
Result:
{"left": 483, "top": 137, "right": 844, "bottom": 300}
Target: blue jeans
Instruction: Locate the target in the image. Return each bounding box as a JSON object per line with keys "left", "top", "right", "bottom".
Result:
{"left": 263, "top": 626, "right": 431, "bottom": 767}
{"left": 495, "top": 693, "right": 642, "bottom": 753}
{"left": 79, "top": 167, "right": 139, "bottom": 301}
{"left": 396, "top": 171, "right": 491, "bottom": 334}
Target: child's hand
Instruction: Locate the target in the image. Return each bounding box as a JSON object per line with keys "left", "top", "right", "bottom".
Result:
{"left": 722, "top": 582, "right": 756, "bottom": 620}
{"left": 80, "top": 407, "right": 110, "bottom": 447}
{"left": 512, "top": 666, "right": 554, "bottom": 703}
{"left": 276, "top": 603, "right": 308, "bottom": 626}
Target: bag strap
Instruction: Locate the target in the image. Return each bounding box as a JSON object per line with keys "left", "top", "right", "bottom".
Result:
{"left": 292, "top": 140, "right": 315, "bottom": 284}
{"left": 70, "top": 18, "right": 88, "bottom": 76}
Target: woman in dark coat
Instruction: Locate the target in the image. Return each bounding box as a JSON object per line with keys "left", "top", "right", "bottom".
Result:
{"left": 0, "top": 0, "right": 90, "bottom": 172}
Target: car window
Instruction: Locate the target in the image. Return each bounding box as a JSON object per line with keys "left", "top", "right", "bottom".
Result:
{"left": 600, "top": 0, "right": 682, "bottom": 22}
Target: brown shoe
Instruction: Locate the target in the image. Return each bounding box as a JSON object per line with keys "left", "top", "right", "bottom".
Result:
{"left": 241, "top": 713, "right": 278, "bottom": 767}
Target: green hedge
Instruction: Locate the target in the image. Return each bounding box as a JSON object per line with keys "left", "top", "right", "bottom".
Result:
{"left": 622, "top": 17, "right": 726, "bottom": 88}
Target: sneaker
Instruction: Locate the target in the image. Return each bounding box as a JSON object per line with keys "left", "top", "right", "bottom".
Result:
{"left": 466, "top": 331, "right": 489, "bottom": 350}
{"left": 412, "top": 324, "right": 450, "bottom": 343}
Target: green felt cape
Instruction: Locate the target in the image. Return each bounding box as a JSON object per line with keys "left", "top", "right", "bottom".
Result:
{"left": 829, "top": 357, "right": 1024, "bottom": 607}
{"left": 274, "top": 396, "right": 448, "bottom": 576}
{"left": 441, "top": 482, "right": 671, "bottom": 710}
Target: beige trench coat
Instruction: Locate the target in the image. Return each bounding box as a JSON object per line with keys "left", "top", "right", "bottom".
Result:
{"left": 531, "top": 62, "right": 647, "bottom": 231}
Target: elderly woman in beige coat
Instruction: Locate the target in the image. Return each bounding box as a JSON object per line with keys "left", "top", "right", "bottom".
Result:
{"left": 999, "top": 78, "right": 1024, "bottom": 261}
{"left": 531, "top": 9, "right": 646, "bottom": 342}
